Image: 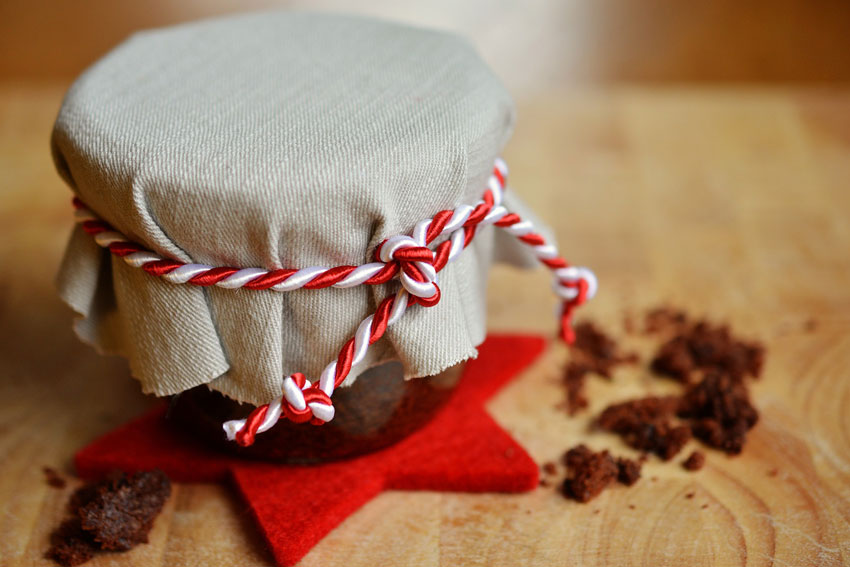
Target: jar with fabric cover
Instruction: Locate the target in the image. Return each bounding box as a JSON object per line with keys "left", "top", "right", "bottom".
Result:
{"left": 53, "top": 12, "right": 595, "bottom": 462}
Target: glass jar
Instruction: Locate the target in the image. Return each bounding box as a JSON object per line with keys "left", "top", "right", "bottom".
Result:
{"left": 168, "top": 361, "right": 464, "bottom": 463}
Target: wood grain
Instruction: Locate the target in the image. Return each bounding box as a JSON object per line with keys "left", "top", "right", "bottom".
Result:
{"left": 1, "top": 84, "right": 849, "bottom": 566}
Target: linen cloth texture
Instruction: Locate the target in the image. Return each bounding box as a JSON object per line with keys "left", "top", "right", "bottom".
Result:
{"left": 53, "top": 12, "right": 550, "bottom": 406}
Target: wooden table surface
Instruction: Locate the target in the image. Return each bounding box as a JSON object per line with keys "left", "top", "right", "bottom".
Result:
{"left": 1, "top": 84, "right": 849, "bottom": 566}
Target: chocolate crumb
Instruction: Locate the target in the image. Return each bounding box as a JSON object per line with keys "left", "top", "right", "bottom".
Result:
{"left": 562, "top": 444, "right": 594, "bottom": 469}
{"left": 651, "top": 320, "right": 765, "bottom": 383}
{"left": 560, "top": 445, "right": 642, "bottom": 502}
{"left": 563, "top": 362, "right": 590, "bottom": 415}
{"left": 542, "top": 462, "right": 558, "bottom": 476}
{"left": 561, "top": 322, "right": 639, "bottom": 416}
{"left": 539, "top": 478, "right": 550, "bottom": 487}
{"left": 572, "top": 322, "right": 639, "bottom": 378}
{"left": 644, "top": 307, "right": 688, "bottom": 334}
{"left": 47, "top": 470, "right": 171, "bottom": 566}
{"left": 47, "top": 519, "right": 98, "bottom": 567}
{"left": 79, "top": 470, "right": 171, "bottom": 550}
{"left": 650, "top": 336, "right": 695, "bottom": 382}
{"left": 573, "top": 322, "right": 620, "bottom": 377}
{"left": 597, "top": 396, "right": 692, "bottom": 460}
{"left": 701, "top": 504, "right": 709, "bottom": 509}
{"left": 44, "top": 467, "right": 67, "bottom": 489}
{"left": 561, "top": 445, "right": 619, "bottom": 503}
{"left": 616, "top": 457, "right": 642, "bottom": 486}
{"left": 628, "top": 504, "right": 636, "bottom": 510}
{"left": 677, "top": 372, "right": 758, "bottom": 455}
{"left": 804, "top": 318, "right": 818, "bottom": 332}
{"left": 685, "top": 492, "right": 695, "bottom": 499}
{"left": 683, "top": 451, "right": 706, "bottom": 471}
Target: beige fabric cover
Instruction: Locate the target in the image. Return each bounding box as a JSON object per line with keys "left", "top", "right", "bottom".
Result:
{"left": 53, "top": 11, "right": 544, "bottom": 405}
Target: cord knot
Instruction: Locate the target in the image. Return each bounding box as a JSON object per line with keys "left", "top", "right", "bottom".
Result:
{"left": 376, "top": 235, "right": 441, "bottom": 306}
{"left": 552, "top": 266, "right": 598, "bottom": 344}
{"left": 280, "top": 372, "right": 334, "bottom": 425}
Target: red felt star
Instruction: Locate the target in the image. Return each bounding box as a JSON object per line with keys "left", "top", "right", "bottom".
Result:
{"left": 75, "top": 334, "right": 545, "bottom": 566}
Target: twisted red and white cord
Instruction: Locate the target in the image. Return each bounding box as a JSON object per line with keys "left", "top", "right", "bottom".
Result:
{"left": 72, "top": 158, "right": 597, "bottom": 446}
